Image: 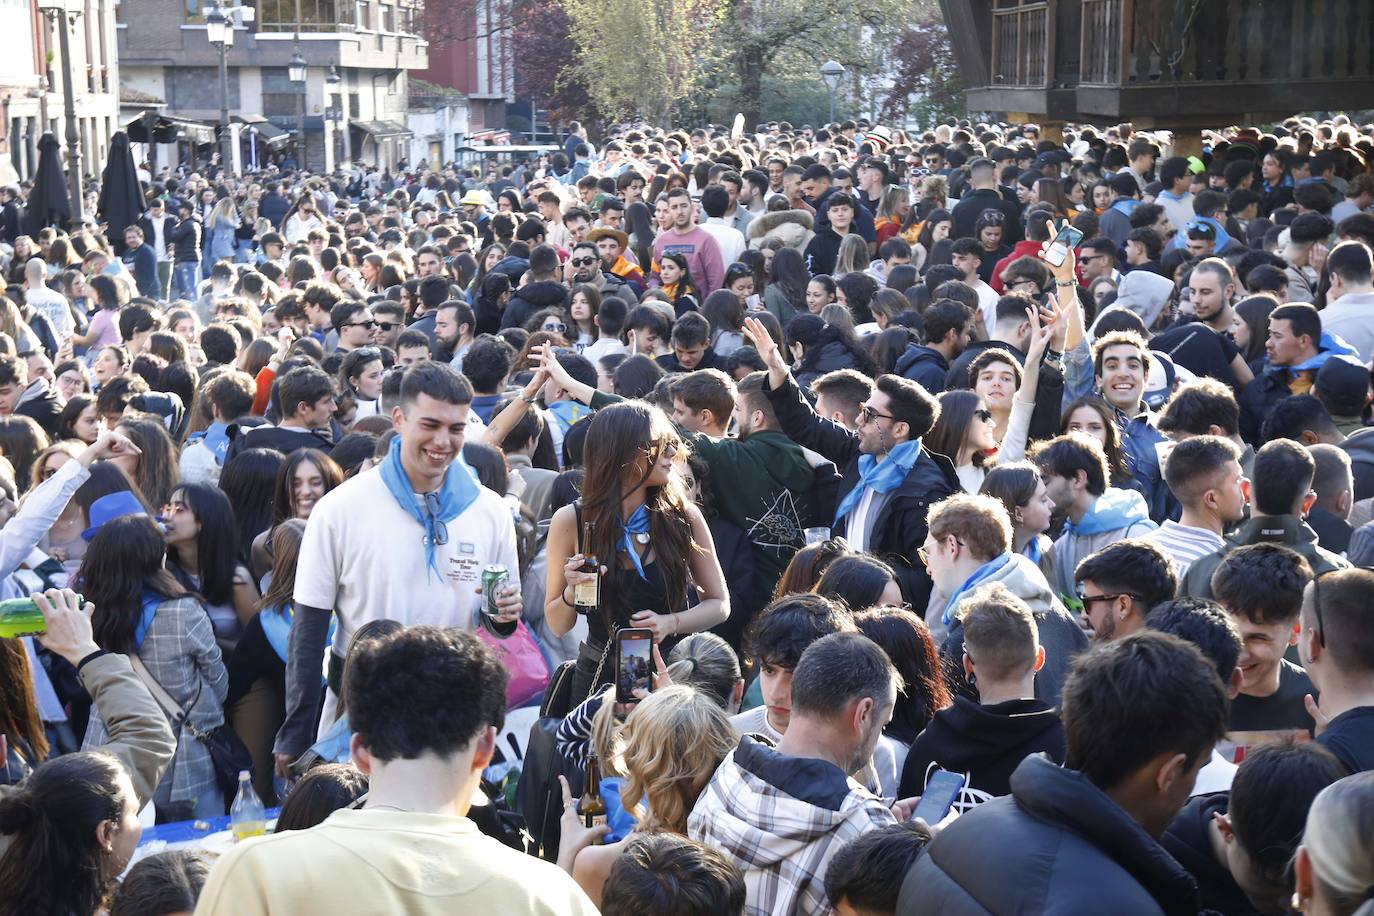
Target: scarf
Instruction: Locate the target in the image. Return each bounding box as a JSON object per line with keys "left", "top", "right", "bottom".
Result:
{"left": 834, "top": 439, "right": 923, "bottom": 527}
{"left": 1062, "top": 487, "right": 1155, "bottom": 538}
{"left": 261, "top": 602, "right": 337, "bottom": 666}
{"left": 548, "top": 399, "right": 592, "bottom": 436}
{"left": 1023, "top": 535, "right": 1043, "bottom": 566}
{"left": 620, "top": 503, "right": 651, "bottom": 580}
{"left": 189, "top": 420, "right": 231, "bottom": 467}
{"left": 378, "top": 434, "right": 480, "bottom": 579}
{"left": 943, "top": 553, "right": 1013, "bottom": 626}
{"left": 133, "top": 592, "right": 162, "bottom": 649}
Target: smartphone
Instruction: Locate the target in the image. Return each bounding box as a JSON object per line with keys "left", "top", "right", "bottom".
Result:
{"left": 911, "top": 769, "right": 965, "bottom": 823}
{"left": 1043, "top": 223, "right": 1085, "bottom": 267}
{"left": 614, "top": 628, "right": 655, "bottom": 704}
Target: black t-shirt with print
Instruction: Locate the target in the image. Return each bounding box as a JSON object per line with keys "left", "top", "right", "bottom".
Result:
{"left": 1229, "top": 659, "right": 1315, "bottom": 735}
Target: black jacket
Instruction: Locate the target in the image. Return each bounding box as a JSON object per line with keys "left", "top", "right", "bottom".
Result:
{"left": 225, "top": 423, "right": 334, "bottom": 463}
{"left": 657, "top": 347, "right": 726, "bottom": 374}
{"left": 893, "top": 344, "right": 949, "bottom": 395}
{"left": 803, "top": 228, "right": 844, "bottom": 276}
{"left": 898, "top": 696, "right": 1066, "bottom": 804}
{"left": 501, "top": 279, "right": 569, "bottom": 330}
{"left": 951, "top": 188, "right": 1023, "bottom": 245}
{"left": 1161, "top": 793, "right": 1258, "bottom": 916}
{"left": 16, "top": 379, "right": 62, "bottom": 438}
{"left": 795, "top": 333, "right": 867, "bottom": 391}
{"left": 898, "top": 754, "right": 1200, "bottom": 916}
{"left": 944, "top": 338, "right": 1065, "bottom": 443}
{"left": 168, "top": 215, "right": 202, "bottom": 263}
{"left": 764, "top": 371, "right": 958, "bottom": 609}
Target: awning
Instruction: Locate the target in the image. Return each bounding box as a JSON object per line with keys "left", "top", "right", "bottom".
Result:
{"left": 234, "top": 116, "right": 291, "bottom": 147}
{"left": 351, "top": 120, "right": 412, "bottom": 140}
{"left": 125, "top": 115, "right": 216, "bottom": 145}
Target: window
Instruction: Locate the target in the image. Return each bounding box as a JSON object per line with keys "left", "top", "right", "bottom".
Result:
{"left": 258, "top": 0, "right": 356, "bottom": 32}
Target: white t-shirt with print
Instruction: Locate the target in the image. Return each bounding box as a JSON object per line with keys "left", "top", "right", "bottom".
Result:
{"left": 293, "top": 464, "right": 519, "bottom": 656}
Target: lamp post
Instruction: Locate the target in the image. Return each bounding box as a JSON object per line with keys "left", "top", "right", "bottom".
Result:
{"left": 37, "top": 0, "right": 83, "bottom": 227}
{"left": 820, "top": 59, "right": 845, "bottom": 126}
{"left": 206, "top": 2, "right": 234, "bottom": 175}
{"left": 289, "top": 38, "right": 307, "bottom": 169}
{"left": 325, "top": 63, "right": 340, "bottom": 170}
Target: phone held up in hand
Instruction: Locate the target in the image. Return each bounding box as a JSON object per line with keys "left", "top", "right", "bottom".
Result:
{"left": 1043, "top": 223, "right": 1085, "bottom": 268}
{"left": 614, "top": 628, "right": 655, "bottom": 704}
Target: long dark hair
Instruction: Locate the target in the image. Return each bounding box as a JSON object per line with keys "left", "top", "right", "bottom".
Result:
{"left": 219, "top": 448, "right": 284, "bottom": 561}
{"left": 813, "top": 554, "right": 896, "bottom": 612}
{"left": 0, "top": 751, "right": 129, "bottom": 916}
{"left": 1060, "top": 395, "right": 1132, "bottom": 485}
{"left": 769, "top": 246, "right": 809, "bottom": 313}
{"left": 612, "top": 354, "right": 665, "bottom": 400}
{"left": 0, "top": 637, "right": 47, "bottom": 771}
{"left": 625, "top": 201, "right": 656, "bottom": 273}
{"left": 1233, "top": 294, "right": 1276, "bottom": 365}
{"left": 116, "top": 416, "right": 179, "bottom": 510}
{"left": 854, "top": 607, "right": 951, "bottom": 744}
{"left": 272, "top": 447, "right": 343, "bottom": 524}
{"left": 257, "top": 519, "right": 306, "bottom": 613}
{"left": 166, "top": 482, "right": 240, "bottom": 606}
{"left": 78, "top": 515, "right": 189, "bottom": 654}
{"left": 580, "top": 402, "right": 696, "bottom": 630}
{"left": 927, "top": 390, "right": 987, "bottom": 468}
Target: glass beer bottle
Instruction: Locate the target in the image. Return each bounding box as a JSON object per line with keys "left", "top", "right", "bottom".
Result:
{"left": 575, "top": 522, "right": 600, "bottom": 609}
{"left": 578, "top": 751, "right": 607, "bottom": 831}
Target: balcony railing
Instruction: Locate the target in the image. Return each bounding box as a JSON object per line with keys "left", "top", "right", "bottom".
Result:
{"left": 1079, "top": 0, "right": 1374, "bottom": 86}
{"left": 990, "top": 0, "right": 1050, "bottom": 87}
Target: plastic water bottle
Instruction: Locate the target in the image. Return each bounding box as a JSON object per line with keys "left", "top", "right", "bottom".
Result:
{"left": 230, "top": 771, "right": 265, "bottom": 841}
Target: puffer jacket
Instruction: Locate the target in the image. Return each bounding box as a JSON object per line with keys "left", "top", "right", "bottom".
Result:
{"left": 746, "top": 210, "right": 815, "bottom": 252}
{"left": 897, "top": 754, "right": 1200, "bottom": 916}
{"left": 501, "top": 279, "right": 570, "bottom": 330}
{"left": 795, "top": 330, "right": 866, "bottom": 390}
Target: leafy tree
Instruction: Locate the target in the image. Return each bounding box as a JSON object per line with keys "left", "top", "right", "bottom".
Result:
{"left": 878, "top": 16, "right": 966, "bottom": 127}
{"left": 511, "top": 0, "right": 596, "bottom": 125}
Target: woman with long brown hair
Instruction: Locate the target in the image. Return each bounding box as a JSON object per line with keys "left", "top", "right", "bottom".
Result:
{"left": 543, "top": 398, "right": 728, "bottom": 699}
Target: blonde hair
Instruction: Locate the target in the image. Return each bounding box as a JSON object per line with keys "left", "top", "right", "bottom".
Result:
{"left": 1302, "top": 772, "right": 1374, "bottom": 916}
{"left": 618, "top": 686, "right": 736, "bottom": 834}
{"left": 926, "top": 493, "right": 1013, "bottom": 562}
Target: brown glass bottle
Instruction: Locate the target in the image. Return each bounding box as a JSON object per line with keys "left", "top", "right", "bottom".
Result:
{"left": 578, "top": 751, "right": 607, "bottom": 830}
{"left": 575, "top": 521, "right": 600, "bottom": 608}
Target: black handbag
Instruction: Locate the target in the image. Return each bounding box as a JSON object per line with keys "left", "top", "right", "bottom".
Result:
{"left": 128, "top": 653, "right": 254, "bottom": 806}
{"left": 515, "top": 658, "right": 583, "bottom": 860}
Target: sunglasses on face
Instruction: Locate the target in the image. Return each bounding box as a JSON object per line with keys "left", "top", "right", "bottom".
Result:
{"left": 858, "top": 404, "right": 895, "bottom": 424}
{"left": 347, "top": 319, "right": 377, "bottom": 329}
{"left": 376, "top": 321, "right": 399, "bottom": 332}
{"left": 543, "top": 322, "right": 567, "bottom": 333}
{"left": 975, "top": 408, "right": 994, "bottom": 422}
{"left": 570, "top": 257, "right": 597, "bottom": 267}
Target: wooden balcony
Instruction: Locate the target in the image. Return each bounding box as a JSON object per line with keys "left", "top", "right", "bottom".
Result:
{"left": 945, "top": 0, "right": 1374, "bottom": 123}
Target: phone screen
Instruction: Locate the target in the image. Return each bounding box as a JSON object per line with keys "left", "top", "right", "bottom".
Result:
{"left": 911, "top": 769, "right": 966, "bottom": 823}
{"left": 615, "top": 630, "right": 654, "bottom": 704}
{"left": 1044, "top": 224, "right": 1085, "bottom": 267}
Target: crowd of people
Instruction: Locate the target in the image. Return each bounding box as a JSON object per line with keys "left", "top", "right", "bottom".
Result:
{"left": 0, "top": 110, "right": 1373, "bottom": 915}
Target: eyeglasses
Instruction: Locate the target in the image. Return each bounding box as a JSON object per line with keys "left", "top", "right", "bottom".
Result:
{"left": 1078, "top": 592, "right": 1142, "bottom": 607}
{"left": 974, "top": 408, "right": 994, "bottom": 422}
{"left": 423, "top": 492, "right": 449, "bottom": 547}
{"left": 543, "top": 322, "right": 567, "bottom": 333}
{"left": 858, "top": 404, "right": 895, "bottom": 424}
{"left": 917, "top": 536, "right": 964, "bottom": 566}
{"left": 570, "top": 257, "right": 597, "bottom": 267}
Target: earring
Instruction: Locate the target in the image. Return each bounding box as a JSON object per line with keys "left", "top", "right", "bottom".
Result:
{"left": 1290, "top": 892, "right": 1303, "bottom": 911}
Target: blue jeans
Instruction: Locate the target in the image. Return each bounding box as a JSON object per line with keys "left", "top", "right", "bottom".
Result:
{"left": 172, "top": 261, "right": 200, "bottom": 302}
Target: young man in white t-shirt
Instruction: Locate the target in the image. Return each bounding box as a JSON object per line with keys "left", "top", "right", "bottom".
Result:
{"left": 273, "top": 362, "right": 521, "bottom": 776}
{"left": 951, "top": 237, "right": 1000, "bottom": 332}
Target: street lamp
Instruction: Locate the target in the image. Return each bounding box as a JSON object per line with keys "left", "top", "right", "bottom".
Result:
{"left": 325, "top": 63, "right": 341, "bottom": 169}
{"left": 820, "top": 59, "right": 845, "bottom": 126}
{"left": 206, "top": 1, "right": 234, "bottom": 175}
{"left": 36, "top": 0, "right": 83, "bottom": 227}
{"left": 289, "top": 37, "right": 307, "bottom": 169}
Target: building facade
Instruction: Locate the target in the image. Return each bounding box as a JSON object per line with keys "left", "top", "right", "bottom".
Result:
{"left": 117, "top": 0, "right": 426, "bottom": 173}
{"left": 1, "top": 0, "right": 121, "bottom": 183}
{"left": 411, "top": 0, "right": 510, "bottom": 139}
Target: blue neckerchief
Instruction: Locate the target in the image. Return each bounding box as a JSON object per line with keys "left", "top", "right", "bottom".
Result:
{"left": 1263, "top": 175, "right": 1294, "bottom": 194}
{"left": 1262, "top": 332, "right": 1358, "bottom": 376}
{"left": 1167, "top": 215, "right": 1234, "bottom": 252}
{"left": 1109, "top": 198, "right": 1141, "bottom": 217}
{"left": 189, "top": 420, "right": 232, "bottom": 466}
{"left": 260, "top": 602, "right": 336, "bottom": 668}
{"left": 943, "top": 553, "right": 1013, "bottom": 626}
{"left": 620, "top": 504, "right": 650, "bottom": 580}
{"left": 1023, "top": 535, "right": 1043, "bottom": 566}
{"left": 834, "top": 439, "right": 923, "bottom": 526}
{"left": 1062, "top": 488, "right": 1155, "bottom": 538}
{"left": 378, "top": 435, "right": 480, "bottom": 579}
{"left": 547, "top": 399, "right": 591, "bottom": 435}
{"left": 133, "top": 592, "right": 161, "bottom": 649}
{"left": 602, "top": 776, "right": 638, "bottom": 842}
{"left": 1157, "top": 189, "right": 1190, "bottom": 203}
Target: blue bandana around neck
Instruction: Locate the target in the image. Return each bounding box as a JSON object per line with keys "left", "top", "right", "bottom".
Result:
{"left": 620, "top": 503, "right": 651, "bottom": 580}
{"left": 187, "top": 420, "right": 231, "bottom": 467}
{"left": 1023, "top": 535, "right": 1043, "bottom": 566}
{"left": 943, "top": 553, "right": 1013, "bottom": 626}
{"left": 378, "top": 434, "right": 480, "bottom": 579}
{"left": 261, "top": 602, "right": 337, "bottom": 668}
{"left": 1062, "top": 487, "right": 1155, "bottom": 538}
{"left": 833, "top": 439, "right": 923, "bottom": 527}
{"left": 133, "top": 592, "right": 161, "bottom": 649}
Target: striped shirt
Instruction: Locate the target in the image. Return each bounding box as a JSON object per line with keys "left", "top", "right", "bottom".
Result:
{"left": 1139, "top": 520, "right": 1225, "bottom": 579}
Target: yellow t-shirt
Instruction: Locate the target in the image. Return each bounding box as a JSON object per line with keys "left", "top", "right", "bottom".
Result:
{"left": 195, "top": 809, "right": 599, "bottom": 916}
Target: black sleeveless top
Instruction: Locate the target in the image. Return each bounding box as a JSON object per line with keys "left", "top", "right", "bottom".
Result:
{"left": 574, "top": 500, "right": 685, "bottom": 648}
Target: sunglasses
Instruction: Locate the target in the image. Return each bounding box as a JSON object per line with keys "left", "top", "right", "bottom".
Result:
{"left": 422, "top": 491, "right": 449, "bottom": 547}
{"left": 346, "top": 319, "right": 377, "bottom": 329}
{"left": 974, "top": 408, "right": 994, "bottom": 422}
{"left": 376, "top": 321, "right": 399, "bottom": 332}
{"left": 1078, "top": 591, "right": 1142, "bottom": 607}
{"left": 543, "top": 322, "right": 567, "bottom": 333}
{"left": 858, "top": 404, "right": 895, "bottom": 424}
{"left": 570, "top": 257, "right": 598, "bottom": 267}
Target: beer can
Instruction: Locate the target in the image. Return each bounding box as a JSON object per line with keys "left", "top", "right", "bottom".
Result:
{"left": 481, "top": 564, "right": 509, "bottom": 617}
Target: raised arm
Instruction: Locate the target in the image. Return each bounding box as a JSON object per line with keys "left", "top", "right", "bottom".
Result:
{"left": 481, "top": 366, "right": 550, "bottom": 446}
{"left": 1001, "top": 300, "right": 1061, "bottom": 463}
